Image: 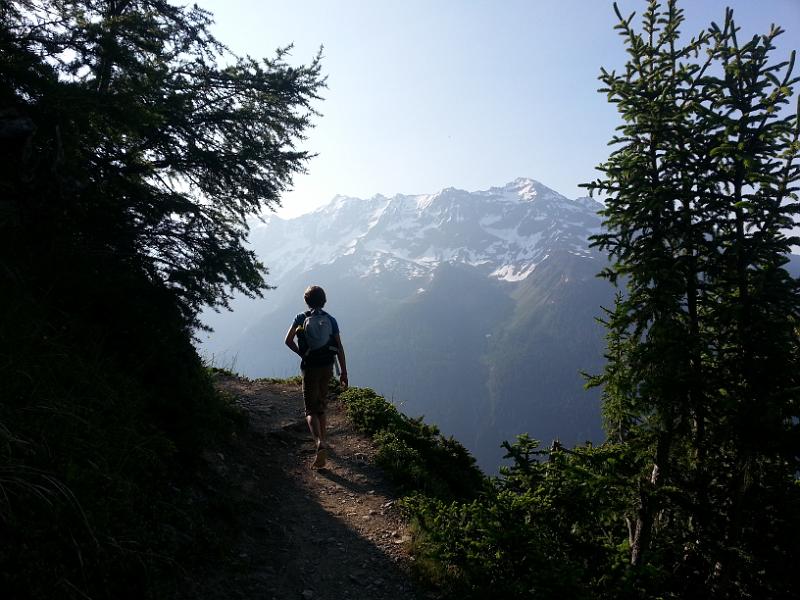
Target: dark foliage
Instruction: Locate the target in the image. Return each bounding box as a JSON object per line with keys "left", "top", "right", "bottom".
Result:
{"left": 582, "top": 1, "right": 800, "bottom": 597}
{"left": 0, "top": 1, "right": 323, "bottom": 597}
{"left": 339, "top": 387, "right": 485, "bottom": 501}
{"left": 404, "top": 437, "right": 625, "bottom": 600}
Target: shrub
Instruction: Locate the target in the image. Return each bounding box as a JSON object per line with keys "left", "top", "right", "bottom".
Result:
{"left": 340, "top": 387, "right": 485, "bottom": 501}
{"left": 374, "top": 430, "right": 428, "bottom": 489}
{"left": 402, "top": 435, "right": 641, "bottom": 600}
{"left": 339, "top": 388, "right": 637, "bottom": 597}
{"left": 340, "top": 388, "right": 405, "bottom": 435}
{"left": 404, "top": 491, "right": 592, "bottom": 600}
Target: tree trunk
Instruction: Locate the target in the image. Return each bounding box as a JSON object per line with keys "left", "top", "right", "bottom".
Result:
{"left": 631, "top": 428, "right": 671, "bottom": 566}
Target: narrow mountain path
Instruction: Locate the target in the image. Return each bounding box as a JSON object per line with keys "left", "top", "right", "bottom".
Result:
{"left": 180, "top": 375, "right": 426, "bottom": 600}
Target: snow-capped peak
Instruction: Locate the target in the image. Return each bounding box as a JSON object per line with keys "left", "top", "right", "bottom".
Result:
{"left": 506, "top": 176, "right": 540, "bottom": 195}
{"left": 479, "top": 177, "right": 570, "bottom": 203}
{"left": 249, "top": 179, "right": 602, "bottom": 284}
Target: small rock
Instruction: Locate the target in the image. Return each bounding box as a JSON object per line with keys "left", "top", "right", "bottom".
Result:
{"left": 301, "top": 590, "right": 314, "bottom": 599}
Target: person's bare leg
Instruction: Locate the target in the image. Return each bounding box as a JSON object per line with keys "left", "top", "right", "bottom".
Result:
{"left": 306, "top": 414, "right": 321, "bottom": 447}
{"left": 307, "top": 413, "right": 327, "bottom": 468}
{"left": 307, "top": 367, "right": 332, "bottom": 468}
{"left": 318, "top": 413, "right": 327, "bottom": 448}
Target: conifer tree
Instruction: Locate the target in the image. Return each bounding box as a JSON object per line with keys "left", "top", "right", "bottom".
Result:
{"left": 585, "top": 1, "right": 799, "bottom": 596}
{"left": 1, "top": 0, "right": 324, "bottom": 326}
{"left": 0, "top": 2, "right": 324, "bottom": 595}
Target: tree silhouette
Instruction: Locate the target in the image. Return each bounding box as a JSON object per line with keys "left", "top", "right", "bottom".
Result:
{"left": 585, "top": 1, "right": 800, "bottom": 596}
{"left": 1, "top": 0, "right": 324, "bottom": 325}
{"left": 0, "top": 2, "right": 324, "bottom": 596}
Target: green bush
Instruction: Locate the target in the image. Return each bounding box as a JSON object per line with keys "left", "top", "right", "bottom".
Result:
{"left": 405, "top": 491, "right": 592, "bottom": 600}
{"left": 340, "top": 387, "right": 484, "bottom": 501}
{"left": 338, "top": 389, "right": 652, "bottom": 598}
{"left": 374, "top": 430, "right": 427, "bottom": 488}
{"left": 340, "top": 388, "right": 405, "bottom": 436}
{"left": 401, "top": 435, "right": 645, "bottom": 600}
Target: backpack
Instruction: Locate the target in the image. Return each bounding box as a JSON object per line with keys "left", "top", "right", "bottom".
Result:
{"left": 297, "top": 310, "right": 339, "bottom": 367}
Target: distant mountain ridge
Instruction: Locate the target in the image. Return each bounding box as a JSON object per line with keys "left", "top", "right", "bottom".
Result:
{"left": 250, "top": 177, "right": 602, "bottom": 283}
{"left": 200, "top": 178, "right": 614, "bottom": 470}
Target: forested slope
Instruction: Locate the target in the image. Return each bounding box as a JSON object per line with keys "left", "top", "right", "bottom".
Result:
{"left": 0, "top": 2, "right": 322, "bottom": 597}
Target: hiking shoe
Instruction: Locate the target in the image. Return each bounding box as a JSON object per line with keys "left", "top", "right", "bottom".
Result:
{"left": 312, "top": 447, "right": 328, "bottom": 469}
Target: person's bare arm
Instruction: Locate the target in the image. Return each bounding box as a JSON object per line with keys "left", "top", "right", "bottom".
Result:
{"left": 285, "top": 324, "right": 302, "bottom": 356}
{"left": 334, "top": 333, "right": 348, "bottom": 389}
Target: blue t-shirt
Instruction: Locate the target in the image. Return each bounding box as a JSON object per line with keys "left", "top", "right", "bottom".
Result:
{"left": 292, "top": 309, "right": 340, "bottom": 335}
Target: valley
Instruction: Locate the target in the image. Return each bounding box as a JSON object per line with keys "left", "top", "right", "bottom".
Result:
{"left": 199, "top": 178, "right": 616, "bottom": 470}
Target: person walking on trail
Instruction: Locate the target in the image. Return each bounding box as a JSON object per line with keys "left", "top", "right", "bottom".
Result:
{"left": 284, "top": 285, "right": 348, "bottom": 469}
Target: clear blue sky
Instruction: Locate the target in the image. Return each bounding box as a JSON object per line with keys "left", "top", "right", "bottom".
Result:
{"left": 198, "top": 0, "right": 800, "bottom": 218}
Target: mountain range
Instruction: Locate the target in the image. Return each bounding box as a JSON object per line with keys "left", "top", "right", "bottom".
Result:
{"left": 198, "top": 178, "right": 616, "bottom": 470}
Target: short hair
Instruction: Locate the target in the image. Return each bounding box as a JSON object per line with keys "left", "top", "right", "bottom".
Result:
{"left": 304, "top": 285, "right": 326, "bottom": 309}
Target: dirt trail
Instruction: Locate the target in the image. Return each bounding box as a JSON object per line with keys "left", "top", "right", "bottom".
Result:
{"left": 181, "top": 375, "right": 426, "bottom": 600}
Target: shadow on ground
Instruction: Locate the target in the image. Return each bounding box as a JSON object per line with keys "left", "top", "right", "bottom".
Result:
{"left": 177, "top": 379, "right": 424, "bottom": 600}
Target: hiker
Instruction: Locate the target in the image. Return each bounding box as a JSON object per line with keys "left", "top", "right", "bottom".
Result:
{"left": 284, "top": 285, "right": 348, "bottom": 468}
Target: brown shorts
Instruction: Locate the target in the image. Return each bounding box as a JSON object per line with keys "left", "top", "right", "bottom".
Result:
{"left": 302, "top": 363, "right": 333, "bottom": 416}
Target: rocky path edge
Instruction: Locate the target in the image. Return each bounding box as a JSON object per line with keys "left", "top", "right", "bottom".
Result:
{"left": 179, "top": 375, "right": 428, "bottom": 600}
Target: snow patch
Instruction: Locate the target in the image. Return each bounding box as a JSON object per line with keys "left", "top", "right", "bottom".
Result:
{"left": 490, "top": 263, "right": 537, "bottom": 282}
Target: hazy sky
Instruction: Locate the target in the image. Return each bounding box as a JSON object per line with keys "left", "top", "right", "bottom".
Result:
{"left": 198, "top": 1, "right": 800, "bottom": 218}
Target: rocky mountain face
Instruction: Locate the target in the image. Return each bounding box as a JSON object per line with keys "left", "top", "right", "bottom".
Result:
{"left": 199, "top": 178, "right": 616, "bottom": 471}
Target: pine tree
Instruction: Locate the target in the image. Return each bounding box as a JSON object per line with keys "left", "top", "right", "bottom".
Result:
{"left": 695, "top": 11, "right": 800, "bottom": 596}
{"left": 584, "top": 1, "right": 800, "bottom": 596}
{"left": 1, "top": 0, "right": 324, "bottom": 326}
{"left": 0, "top": 2, "right": 325, "bottom": 596}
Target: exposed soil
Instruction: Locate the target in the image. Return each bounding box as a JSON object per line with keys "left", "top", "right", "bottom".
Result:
{"left": 179, "top": 375, "right": 426, "bottom": 600}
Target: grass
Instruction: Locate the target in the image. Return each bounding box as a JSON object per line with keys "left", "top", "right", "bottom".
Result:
{"left": 256, "top": 375, "right": 303, "bottom": 385}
